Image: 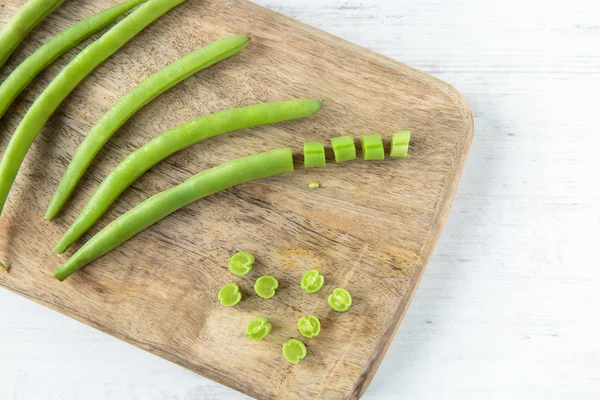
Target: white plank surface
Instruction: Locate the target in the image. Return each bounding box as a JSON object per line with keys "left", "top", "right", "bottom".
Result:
{"left": 1, "top": 0, "right": 599, "bottom": 399}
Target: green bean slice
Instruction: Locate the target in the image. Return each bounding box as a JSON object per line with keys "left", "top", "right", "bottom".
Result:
{"left": 300, "top": 269, "right": 324, "bottom": 293}
{"left": 45, "top": 35, "right": 251, "bottom": 220}
{"left": 282, "top": 339, "right": 307, "bottom": 364}
{"left": 0, "top": 0, "right": 64, "bottom": 68}
{"left": 330, "top": 135, "right": 356, "bottom": 162}
{"left": 297, "top": 315, "right": 321, "bottom": 339}
{"left": 254, "top": 275, "right": 279, "bottom": 299}
{"left": 0, "top": 0, "right": 184, "bottom": 215}
{"left": 53, "top": 99, "right": 323, "bottom": 254}
{"left": 218, "top": 283, "right": 241, "bottom": 307}
{"left": 246, "top": 316, "right": 272, "bottom": 340}
{"left": 308, "top": 181, "right": 320, "bottom": 189}
{"left": 0, "top": 0, "right": 148, "bottom": 121}
{"left": 360, "top": 134, "right": 385, "bottom": 160}
{"left": 328, "top": 288, "right": 352, "bottom": 312}
{"left": 303, "top": 141, "right": 325, "bottom": 167}
{"left": 53, "top": 147, "right": 294, "bottom": 281}
{"left": 390, "top": 131, "right": 411, "bottom": 158}
{"left": 229, "top": 251, "right": 254, "bottom": 276}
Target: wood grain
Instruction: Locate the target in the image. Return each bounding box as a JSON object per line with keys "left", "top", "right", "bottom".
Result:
{"left": 0, "top": 0, "right": 472, "bottom": 398}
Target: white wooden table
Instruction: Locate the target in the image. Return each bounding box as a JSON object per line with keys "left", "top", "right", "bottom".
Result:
{"left": 1, "top": 0, "right": 599, "bottom": 398}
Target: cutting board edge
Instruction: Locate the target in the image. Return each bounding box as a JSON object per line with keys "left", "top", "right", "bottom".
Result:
{"left": 352, "top": 86, "right": 474, "bottom": 399}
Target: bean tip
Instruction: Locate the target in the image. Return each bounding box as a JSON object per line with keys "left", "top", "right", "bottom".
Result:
{"left": 0, "top": 260, "right": 8, "bottom": 273}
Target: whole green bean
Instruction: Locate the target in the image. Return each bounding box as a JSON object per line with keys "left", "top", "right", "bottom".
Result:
{"left": 53, "top": 147, "right": 294, "bottom": 281}
{"left": 53, "top": 99, "right": 323, "bottom": 254}
{"left": 0, "top": 0, "right": 148, "bottom": 120}
{"left": 0, "top": 0, "right": 64, "bottom": 68}
{"left": 45, "top": 35, "right": 251, "bottom": 221}
{"left": 0, "top": 0, "right": 184, "bottom": 215}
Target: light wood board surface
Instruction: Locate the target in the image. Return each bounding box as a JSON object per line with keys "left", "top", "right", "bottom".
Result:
{"left": 0, "top": 0, "right": 472, "bottom": 398}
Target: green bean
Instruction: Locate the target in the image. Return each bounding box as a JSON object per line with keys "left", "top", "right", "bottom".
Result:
{"left": 218, "top": 283, "right": 242, "bottom": 307}
{"left": 0, "top": 0, "right": 64, "bottom": 68}
{"left": 53, "top": 99, "right": 323, "bottom": 254}
{"left": 254, "top": 275, "right": 279, "bottom": 299}
{"left": 282, "top": 339, "right": 307, "bottom": 364}
{"left": 229, "top": 251, "right": 255, "bottom": 276}
{"left": 53, "top": 147, "right": 294, "bottom": 281}
{"left": 330, "top": 135, "right": 356, "bottom": 162}
{"left": 45, "top": 35, "right": 250, "bottom": 221}
{"left": 390, "top": 130, "right": 411, "bottom": 158}
{"left": 0, "top": 0, "right": 184, "bottom": 215}
{"left": 360, "top": 134, "right": 384, "bottom": 160}
{"left": 0, "top": 0, "right": 148, "bottom": 120}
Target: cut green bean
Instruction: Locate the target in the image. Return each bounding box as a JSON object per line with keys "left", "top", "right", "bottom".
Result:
{"left": 330, "top": 135, "right": 356, "bottom": 162}
{"left": 254, "top": 275, "right": 279, "bottom": 299}
{"left": 390, "top": 130, "right": 411, "bottom": 158}
{"left": 328, "top": 288, "right": 352, "bottom": 312}
{"left": 0, "top": 0, "right": 184, "bottom": 215}
{"left": 246, "top": 316, "right": 272, "bottom": 340}
{"left": 303, "top": 141, "right": 325, "bottom": 167}
{"left": 0, "top": 0, "right": 64, "bottom": 68}
{"left": 54, "top": 99, "right": 323, "bottom": 254}
{"left": 282, "top": 339, "right": 306, "bottom": 364}
{"left": 0, "top": 260, "right": 7, "bottom": 272}
{"left": 297, "top": 315, "right": 320, "bottom": 339}
{"left": 0, "top": 0, "right": 148, "bottom": 121}
{"left": 229, "top": 251, "right": 254, "bottom": 276}
{"left": 53, "top": 148, "right": 294, "bottom": 281}
{"left": 360, "top": 134, "right": 384, "bottom": 160}
{"left": 218, "top": 283, "right": 241, "bottom": 307}
{"left": 308, "top": 181, "right": 320, "bottom": 189}
{"left": 300, "top": 269, "right": 324, "bottom": 293}
{"left": 45, "top": 35, "right": 251, "bottom": 220}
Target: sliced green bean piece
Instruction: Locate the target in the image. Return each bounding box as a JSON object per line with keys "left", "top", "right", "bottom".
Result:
{"left": 360, "top": 134, "right": 384, "bottom": 160}
{"left": 303, "top": 141, "right": 325, "bottom": 167}
{"left": 330, "top": 135, "right": 356, "bottom": 162}
{"left": 246, "top": 316, "right": 272, "bottom": 340}
{"left": 218, "top": 283, "right": 241, "bottom": 307}
{"left": 328, "top": 288, "right": 352, "bottom": 312}
{"left": 300, "top": 269, "right": 324, "bottom": 293}
{"left": 0, "top": 0, "right": 64, "bottom": 68}
{"left": 297, "top": 315, "right": 320, "bottom": 339}
{"left": 254, "top": 275, "right": 279, "bottom": 299}
{"left": 308, "top": 181, "right": 320, "bottom": 189}
{"left": 229, "top": 251, "right": 254, "bottom": 276}
{"left": 0, "top": 0, "right": 184, "bottom": 215}
{"left": 45, "top": 35, "right": 251, "bottom": 220}
{"left": 282, "top": 339, "right": 306, "bottom": 364}
{"left": 390, "top": 130, "right": 411, "bottom": 158}
{"left": 0, "top": 260, "right": 7, "bottom": 272}
{"left": 0, "top": 0, "right": 148, "bottom": 121}
{"left": 54, "top": 99, "right": 323, "bottom": 254}
{"left": 53, "top": 148, "right": 294, "bottom": 281}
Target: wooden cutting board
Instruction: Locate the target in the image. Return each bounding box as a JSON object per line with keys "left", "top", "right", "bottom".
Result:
{"left": 0, "top": 0, "right": 473, "bottom": 398}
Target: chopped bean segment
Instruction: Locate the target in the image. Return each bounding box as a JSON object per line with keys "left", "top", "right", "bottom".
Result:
{"left": 218, "top": 283, "right": 242, "bottom": 307}
{"left": 328, "top": 288, "right": 352, "bottom": 312}
{"left": 297, "top": 315, "right": 321, "bottom": 339}
{"left": 360, "top": 134, "right": 385, "bottom": 160}
{"left": 304, "top": 141, "right": 326, "bottom": 167}
{"left": 282, "top": 339, "right": 307, "bottom": 364}
{"left": 300, "top": 270, "right": 324, "bottom": 293}
{"left": 254, "top": 275, "right": 279, "bottom": 299}
{"left": 330, "top": 135, "right": 356, "bottom": 162}
{"left": 390, "top": 131, "right": 411, "bottom": 158}
{"left": 229, "top": 251, "right": 254, "bottom": 276}
{"left": 308, "top": 181, "right": 320, "bottom": 189}
{"left": 246, "top": 316, "right": 272, "bottom": 340}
